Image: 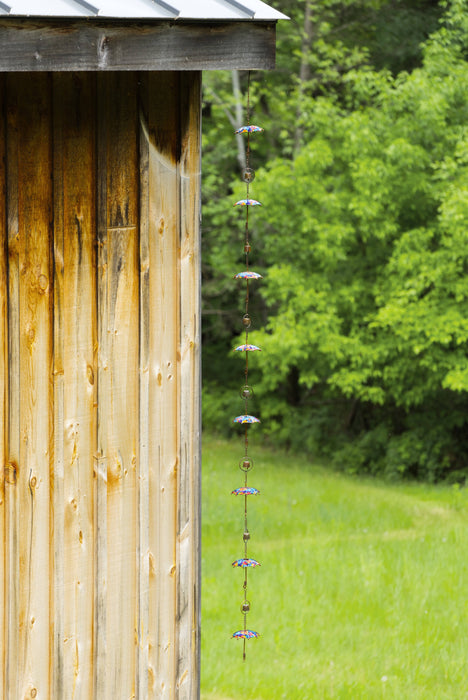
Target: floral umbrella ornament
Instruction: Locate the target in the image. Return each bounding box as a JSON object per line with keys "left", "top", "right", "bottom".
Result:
{"left": 232, "top": 630, "right": 260, "bottom": 639}
{"left": 234, "top": 271, "right": 263, "bottom": 280}
{"left": 235, "top": 125, "right": 264, "bottom": 134}
{"left": 234, "top": 198, "right": 262, "bottom": 207}
{"left": 231, "top": 487, "right": 260, "bottom": 496}
{"left": 232, "top": 558, "right": 261, "bottom": 568}
{"left": 233, "top": 415, "right": 260, "bottom": 424}
{"left": 234, "top": 344, "right": 262, "bottom": 352}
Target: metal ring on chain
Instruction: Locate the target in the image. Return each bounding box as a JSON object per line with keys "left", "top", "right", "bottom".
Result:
{"left": 239, "top": 456, "right": 254, "bottom": 472}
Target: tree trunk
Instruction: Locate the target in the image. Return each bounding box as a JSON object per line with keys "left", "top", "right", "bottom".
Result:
{"left": 294, "top": 1, "right": 314, "bottom": 154}
{"left": 232, "top": 70, "right": 247, "bottom": 172}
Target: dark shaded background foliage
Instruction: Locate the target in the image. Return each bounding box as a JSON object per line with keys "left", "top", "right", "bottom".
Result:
{"left": 202, "top": 0, "right": 468, "bottom": 481}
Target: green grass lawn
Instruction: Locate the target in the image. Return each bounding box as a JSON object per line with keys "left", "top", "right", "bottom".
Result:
{"left": 201, "top": 434, "right": 468, "bottom": 700}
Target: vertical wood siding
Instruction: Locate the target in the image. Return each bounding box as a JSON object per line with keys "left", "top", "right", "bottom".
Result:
{"left": 0, "top": 73, "right": 7, "bottom": 700}
{"left": 1, "top": 71, "right": 201, "bottom": 700}
{"left": 53, "top": 73, "right": 97, "bottom": 700}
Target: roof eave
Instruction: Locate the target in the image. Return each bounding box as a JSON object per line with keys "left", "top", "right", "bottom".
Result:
{"left": 0, "top": 18, "right": 279, "bottom": 71}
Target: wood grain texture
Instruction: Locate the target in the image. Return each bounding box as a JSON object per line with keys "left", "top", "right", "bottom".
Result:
{"left": 138, "top": 72, "right": 151, "bottom": 700}
{"left": 0, "top": 73, "right": 6, "bottom": 700}
{"left": 15, "top": 72, "right": 53, "bottom": 699}
{"left": 1, "top": 71, "right": 202, "bottom": 698}
{"left": 5, "top": 73, "right": 21, "bottom": 700}
{"left": 52, "top": 72, "right": 66, "bottom": 700}
{"left": 53, "top": 73, "right": 97, "bottom": 699}
{"left": 102, "top": 72, "right": 139, "bottom": 699}
{"left": 176, "top": 71, "right": 202, "bottom": 700}
{"left": 145, "top": 71, "right": 180, "bottom": 699}
{"left": 94, "top": 74, "right": 109, "bottom": 700}
{"left": 0, "top": 20, "right": 276, "bottom": 72}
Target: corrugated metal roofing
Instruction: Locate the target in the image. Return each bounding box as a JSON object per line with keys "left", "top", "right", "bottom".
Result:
{"left": 0, "top": 0, "right": 288, "bottom": 20}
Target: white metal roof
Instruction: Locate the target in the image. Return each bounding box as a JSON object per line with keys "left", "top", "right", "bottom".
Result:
{"left": 0, "top": 0, "right": 288, "bottom": 20}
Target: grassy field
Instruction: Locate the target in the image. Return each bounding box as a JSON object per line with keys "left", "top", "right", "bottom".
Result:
{"left": 201, "top": 434, "right": 468, "bottom": 700}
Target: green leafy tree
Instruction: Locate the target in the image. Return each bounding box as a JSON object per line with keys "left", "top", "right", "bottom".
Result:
{"left": 201, "top": 0, "right": 468, "bottom": 481}
{"left": 250, "top": 0, "right": 468, "bottom": 479}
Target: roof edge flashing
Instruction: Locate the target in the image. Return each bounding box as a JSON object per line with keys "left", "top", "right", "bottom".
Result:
{"left": 2, "top": 0, "right": 288, "bottom": 21}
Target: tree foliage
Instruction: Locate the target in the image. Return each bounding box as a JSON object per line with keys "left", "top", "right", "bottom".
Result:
{"left": 202, "top": 0, "right": 468, "bottom": 481}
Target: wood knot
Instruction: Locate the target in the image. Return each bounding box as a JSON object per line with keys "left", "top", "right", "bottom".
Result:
{"left": 108, "top": 458, "right": 122, "bottom": 484}
{"left": 38, "top": 274, "right": 48, "bottom": 293}
{"left": 87, "top": 364, "right": 94, "bottom": 385}
{"left": 4, "top": 462, "right": 17, "bottom": 484}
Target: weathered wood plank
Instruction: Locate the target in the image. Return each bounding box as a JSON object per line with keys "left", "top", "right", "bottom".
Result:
{"left": 101, "top": 72, "right": 140, "bottom": 699}
{"left": 5, "top": 73, "right": 20, "bottom": 700}
{"left": 176, "top": 71, "right": 202, "bottom": 700}
{"left": 94, "top": 75, "right": 109, "bottom": 700}
{"left": 15, "top": 73, "right": 53, "bottom": 699}
{"left": 146, "top": 71, "right": 180, "bottom": 699}
{"left": 0, "top": 74, "right": 7, "bottom": 700}
{"left": 53, "top": 73, "right": 97, "bottom": 700}
{"left": 0, "top": 20, "right": 276, "bottom": 72}
{"left": 138, "top": 71, "right": 150, "bottom": 700}
{"left": 52, "top": 72, "right": 66, "bottom": 700}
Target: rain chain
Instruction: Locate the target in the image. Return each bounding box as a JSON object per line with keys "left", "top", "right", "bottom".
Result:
{"left": 231, "top": 72, "right": 263, "bottom": 661}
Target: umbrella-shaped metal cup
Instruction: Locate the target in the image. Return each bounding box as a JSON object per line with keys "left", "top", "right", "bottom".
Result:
{"left": 234, "top": 344, "right": 262, "bottom": 352}
{"left": 234, "top": 199, "right": 262, "bottom": 207}
{"left": 235, "top": 125, "right": 264, "bottom": 134}
{"left": 231, "top": 487, "right": 260, "bottom": 496}
{"left": 233, "top": 415, "right": 260, "bottom": 424}
{"left": 234, "top": 271, "right": 263, "bottom": 280}
{"left": 232, "top": 558, "right": 261, "bottom": 568}
{"left": 232, "top": 630, "right": 260, "bottom": 639}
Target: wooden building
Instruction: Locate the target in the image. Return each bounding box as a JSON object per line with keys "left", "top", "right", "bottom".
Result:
{"left": 0, "top": 1, "right": 285, "bottom": 698}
